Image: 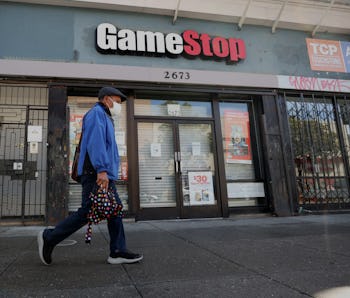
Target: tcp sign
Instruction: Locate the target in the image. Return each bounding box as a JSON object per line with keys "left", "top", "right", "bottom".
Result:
{"left": 306, "top": 38, "right": 348, "bottom": 73}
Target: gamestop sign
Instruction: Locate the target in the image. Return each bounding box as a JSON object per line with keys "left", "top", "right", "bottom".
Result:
{"left": 96, "top": 23, "right": 246, "bottom": 64}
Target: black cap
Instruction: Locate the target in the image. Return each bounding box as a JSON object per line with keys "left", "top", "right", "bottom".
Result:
{"left": 98, "top": 86, "right": 127, "bottom": 101}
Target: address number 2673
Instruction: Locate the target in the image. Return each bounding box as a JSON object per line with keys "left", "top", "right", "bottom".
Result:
{"left": 164, "top": 71, "right": 190, "bottom": 80}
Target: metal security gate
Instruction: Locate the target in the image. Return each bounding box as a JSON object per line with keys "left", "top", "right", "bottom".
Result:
{"left": 286, "top": 92, "right": 350, "bottom": 211}
{"left": 0, "top": 86, "right": 48, "bottom": 222}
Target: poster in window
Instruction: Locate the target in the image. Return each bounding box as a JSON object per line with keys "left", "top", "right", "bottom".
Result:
{"left": 188, "top": 171, "right": 215, "bottom": 205}
{"left": 224, "top": 110, "right": 252, "bottom": 164}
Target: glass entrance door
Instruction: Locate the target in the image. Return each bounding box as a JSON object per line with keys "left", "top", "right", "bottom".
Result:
{"left": 138, "top": 122, "right": 177, "bottom": 208}
{"left": 137, "top": 120, "right": 220, "bottom": 219}
{"left": 178, "top": 123, "right": 217, "bottom": 211}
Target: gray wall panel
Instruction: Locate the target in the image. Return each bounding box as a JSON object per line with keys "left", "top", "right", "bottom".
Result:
{"left": 0, "top": 2, "right": 74, "bottom": 61}
{"left": 0, "top": 2, "right": 349, "bottom": 80}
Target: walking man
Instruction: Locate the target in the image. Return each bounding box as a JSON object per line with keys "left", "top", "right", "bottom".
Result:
{"left": 38, "top": 86, "right": 143, "bottom": 265}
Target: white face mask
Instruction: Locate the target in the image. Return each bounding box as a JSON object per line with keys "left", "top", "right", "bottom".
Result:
{"left": 109, "top": 98, "right": 122, "bottom": 116}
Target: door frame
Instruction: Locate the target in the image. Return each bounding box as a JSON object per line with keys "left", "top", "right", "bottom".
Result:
{"left": 176, "top": 119, "right": 222, "bottom": 219}
{"left": 134, "top": 118, "right": 221, "bottom": 220}
{"left": 134, "top": 119, "right": 179, "bottom": 220}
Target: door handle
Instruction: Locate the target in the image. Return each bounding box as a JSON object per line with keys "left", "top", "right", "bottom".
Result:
{"left": 174, "top": 152, "right": 181, "bottom": 174}
{"left": 177, "top": 152, "right": 181, "bottom": 175}
{"left": 175, "top": 161, "right": 182, "bottom": 175}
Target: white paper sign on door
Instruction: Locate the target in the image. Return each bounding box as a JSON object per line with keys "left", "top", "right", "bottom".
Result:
{"left": 151, "top": 143, "right": 161, "bottom": 157}
{"left": 167, "top": 104, "right": 181, "bottom": 116}
{"left": 27, "top": 125, "right": 42, "bottom": 142}
{"left": 30, "top": 142, "right": 39, "bottom": 154}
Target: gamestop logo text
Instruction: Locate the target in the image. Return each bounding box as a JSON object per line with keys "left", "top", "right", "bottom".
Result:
{"left": 96, "top": 23, "right": 246, "bottom": 64}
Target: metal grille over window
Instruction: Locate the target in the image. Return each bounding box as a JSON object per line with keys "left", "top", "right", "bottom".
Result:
{"left": 286, "top": 93, "right": 350, "bottom": 210}
{"left": 0, "top": 85, "right": 48, "bottom": 221}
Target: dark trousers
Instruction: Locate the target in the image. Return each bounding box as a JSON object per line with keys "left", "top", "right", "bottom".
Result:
{"left": 44, "top": 174, "right": 126, "bottom": 254}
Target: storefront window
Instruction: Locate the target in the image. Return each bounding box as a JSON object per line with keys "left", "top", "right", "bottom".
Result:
{"left": 219, "top": 102, "right": 263, "bottom": 207}
{"left": 67, "top": 97, "right": 128, "bottom": 210}
{"left": 135, "top": 99, "right": 212, "bottom": 118}
{"left": 220, "top": 103, "right": 254, "bottom": 179}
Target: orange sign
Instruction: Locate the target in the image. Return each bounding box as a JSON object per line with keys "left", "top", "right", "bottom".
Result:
{"left": 224, "top": 110, "right": 251, "bottom": 163}
{"left": 306, "top": 38, "right": 346, "bottom": 72}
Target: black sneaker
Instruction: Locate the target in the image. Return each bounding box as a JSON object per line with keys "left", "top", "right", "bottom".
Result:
{"left": 37, "top": 229, "right": 54, "bottom": 265}
{"left": 107, "top": 250, "right": 143, "bottom": 264}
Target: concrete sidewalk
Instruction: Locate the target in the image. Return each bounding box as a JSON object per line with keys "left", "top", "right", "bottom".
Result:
{"left": 1, "top": 214, "right": 350, "bottom": 297}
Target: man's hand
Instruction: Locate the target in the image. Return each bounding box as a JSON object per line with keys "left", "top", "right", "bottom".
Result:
{"left": 97, "top": 171, "right": 109, "bottom": 190}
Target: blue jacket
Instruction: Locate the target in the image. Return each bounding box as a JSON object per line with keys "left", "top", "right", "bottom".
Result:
{"left": 77, "top": 103, "right": 120, "bottom": 180}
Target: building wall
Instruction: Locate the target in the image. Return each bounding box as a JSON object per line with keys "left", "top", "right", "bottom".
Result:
{"left": 1, "top": 2, "right": 350, "bottom": 223}
{"left": 0, "top": 2, "right": 349, "bottom": 80}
